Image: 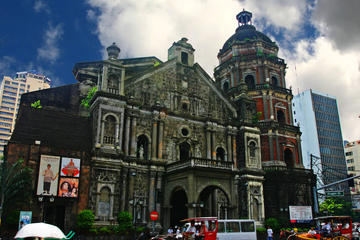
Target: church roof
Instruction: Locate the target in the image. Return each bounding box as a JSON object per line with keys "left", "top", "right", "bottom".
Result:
{"left": 219, "top": 25, "right": 276, "bottom": 54}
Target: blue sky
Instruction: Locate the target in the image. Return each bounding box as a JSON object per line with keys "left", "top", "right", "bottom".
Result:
{"left": 0, "top": 0, "right": 101, "bottom": 86}
{"left": 1, "top": 0, "right": 360, "bottom": 141}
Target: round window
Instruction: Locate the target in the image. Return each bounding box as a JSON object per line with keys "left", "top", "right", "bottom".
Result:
{"left": 181, "top": 128, "right": 189, "bottom": 136}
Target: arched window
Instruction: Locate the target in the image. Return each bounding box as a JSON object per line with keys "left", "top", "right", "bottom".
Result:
{"left": 98, "top": 187, "right": 111, "bottom": 221}
{"left": 249, "top": 141, "right": 256, "bottom": 158}
{"left": 245, "top": 75, "right": 255, "bottom": 90}
{"left": 223, "top": 82, "right": 229, "bottom": 91}
{"left": 179, "top": 142, "right": 191, "bottom": 161}
{"left": 108, "top": 74, "right": 119, "bottom": 94}
{"left": 277, "top": 110, "right": 286, "bottom": 124}
{"left": 271, "top": 76, "right": 278, "bottom": 86}
{"left": 216, "top": 147, "right": 226, "bottom": 161}
{"left": 284, "top": 148, "right": 294, "bottom": 168}
{"left": 104, "top": 115, "right": 116, "bottom": 144}
{"left": 137, "top": 135, "right": 149, "bottom": 160}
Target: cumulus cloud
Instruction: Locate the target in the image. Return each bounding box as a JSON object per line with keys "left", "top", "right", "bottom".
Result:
{"left": 37, "top": 24, "right": 64, "bottom": 64}
{"left": 312, "top": 0, "right": 360, "bottom": 52}
{"left": 282, "top": 37, "right": 360, "bottom": 141}
{"left": 86, "top": 0, "right": 360, "bottom": 141}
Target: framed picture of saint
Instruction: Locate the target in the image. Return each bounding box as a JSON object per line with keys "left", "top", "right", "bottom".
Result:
{"left": 36, "top": 155, "right": 60, "bottom": 196}
{"left": 60, "top": 157, "right": 81, "bottom": 178}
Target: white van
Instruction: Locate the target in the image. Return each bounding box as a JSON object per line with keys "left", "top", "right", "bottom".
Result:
{"left": 217, "top": 219, "right": 257, "bottom": 240}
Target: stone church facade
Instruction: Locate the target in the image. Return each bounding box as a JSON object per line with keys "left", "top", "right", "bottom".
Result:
{"left": 6, "top": 10, "right": 315, "bottom": 230}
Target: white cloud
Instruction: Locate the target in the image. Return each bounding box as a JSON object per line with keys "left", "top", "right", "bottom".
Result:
{"left": 37, "top": 24, "right": 64, "bottom": 64}
{"left": 86, "top": 0, "right": 360, "bottom": 141}
{"left": 34, "top": 0, "right": 50, "bottom": 14}
{"left": 282, "top": 37, "right": 360, "bottom": 141}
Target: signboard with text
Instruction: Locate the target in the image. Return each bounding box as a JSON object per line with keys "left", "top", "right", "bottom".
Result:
{"left": 289, "top": 206, "right": 313, "bottom": 223}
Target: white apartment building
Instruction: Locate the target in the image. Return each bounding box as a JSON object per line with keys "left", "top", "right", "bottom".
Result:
{"left": 0, "top": 71, "right": 50, "bottom": 155}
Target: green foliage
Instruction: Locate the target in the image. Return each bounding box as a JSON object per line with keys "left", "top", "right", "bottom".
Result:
{"left": 256, "top": 227, "right": 266, "bottom": 233}
{"left": 319, "top": 197, "right": 345, "bottom": 215}
{"left": 265, "top": 218, "right": 280, "bottom": 231}
{"left": 99, "top": 226, "right": 112, "bottom": 235}
{"left": 81, "top": 86, "right": 98, "bottom": 109}
{"left": 252, "top": 112, "right": 262, "bottom": 124}
{"left": 117, "top": 211, "right": 133, "bottom": 233}
{"left": 31, "top": 100, "right": 42, "bottom": 109}
{"left": 267, "top": 54, "right": 276, "bottom": 58}
{"left": 154, "top": 61, "right": 160, "bottom": 67}
{"left": 76, "top": 210, "right": 95, "bottom": 230}
{"left": 0, "top": 159, "right": 32, "bottom": 216}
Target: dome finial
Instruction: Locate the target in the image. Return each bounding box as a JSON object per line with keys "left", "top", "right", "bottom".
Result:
{"left": 236, "top": 9, "right": 252, "bottom": 26}
{"left": 106, "top": 42, "right": 120, "bottom": 60}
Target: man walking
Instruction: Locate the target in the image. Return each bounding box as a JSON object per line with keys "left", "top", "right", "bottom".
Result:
{"left": 267, "top": 226, "right": 273, "bottom": 240}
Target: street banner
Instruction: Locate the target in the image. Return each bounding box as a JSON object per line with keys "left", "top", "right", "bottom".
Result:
{"left": 289, "top": 206, "right": 313, "bottom": 223}
{"left": 36, "top": 155, "right": 60, "bottom": 196}
{"left": 18, "top": 211, "right": 32, "bottom": 229}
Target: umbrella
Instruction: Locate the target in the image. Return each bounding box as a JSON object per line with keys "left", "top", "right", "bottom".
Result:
{"left": 15, "top": 222, "right": 67, "bottom": 239}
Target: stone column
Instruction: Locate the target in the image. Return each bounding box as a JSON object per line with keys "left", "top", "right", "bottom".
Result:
{"left": 148, "top": 172, "right": 156, "bottom": 214}
{"left": 101, "top": 65, "right": 108, "bottom": 91}
{"left": 262, "top": 93, "right": 268, "bottom": 120}
{"left": 96, "top": 107, "right": 102, "bottom": 145}
{"left": 288, "top": 99, "right": 293, "bottom": 124}
{"left": 124, "top": 116, "right": 131, "bottom": 155}
{"left": 118, "top": 112, "right": 124, "bottom": 151}
{"left": 269, "top": 95, "right": 274, "bottom": 120}
{"left": 158, "top": 121, "right": 164, "bottom": 159}
{"left": 212, "top": 131, "right": 216, "bottom": 160}
{"left": 152, "top": 121, "right": 158, "bottom": 159}
{"left": 120, "top": 168, "right": 127, "bottom": 211}
{"left": 269, "top": 133, "right": 274, "bottom": 161}
{"left": 130, "top": 117, "right": 137, "bottom": 157}
{"left": 227, "top": 134, "right": 232, "bottom": 162}
{"left": 275, "top": 132, "right": 280, "bottom": 161}
{"left": 230, "top": 71, "right": 234, "bottom": 88}
{"left": 100, "top": 118, "right": 105, "bottom": 145}
{"left": 206, "top": 131, "right": 211, "bottom": 159}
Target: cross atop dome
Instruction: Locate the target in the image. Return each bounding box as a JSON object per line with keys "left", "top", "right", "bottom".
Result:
{"left": 236, "top": 9, "right": 252, "bottom": 26}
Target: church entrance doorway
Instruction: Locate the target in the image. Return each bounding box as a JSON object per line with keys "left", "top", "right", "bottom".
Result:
{"left": 170, "top": 187, "right": 188, "bottom": 226}
{"left": 198, "top": 186, "right": 229, "bottom": 219}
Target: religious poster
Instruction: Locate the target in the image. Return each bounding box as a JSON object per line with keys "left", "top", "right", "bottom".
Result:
{"left": 36, "top": 155, "right": 60, "bottom": 196}
{"left": 60, "top": 157, "right": 81, "bottom": 177}
{"left": 58, "top": 177, "right": 79, "bottom": 198}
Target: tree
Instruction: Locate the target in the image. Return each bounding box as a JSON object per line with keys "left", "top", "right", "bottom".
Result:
{"left": 319, "top": 197, "right": 351, "bottom": 216}
{"left": 0, "top": 158, "right": 32, "bottom": 225}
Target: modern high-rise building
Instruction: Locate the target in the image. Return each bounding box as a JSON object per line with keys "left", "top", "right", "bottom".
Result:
{"left": 293, "top": 89, "right": 348, "bottom": 192}
{"left": 0, "top": 71, "right": 50, "bottom": 155}
{"left": 344, "top": 140, "right": 360, "bottom": 209}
